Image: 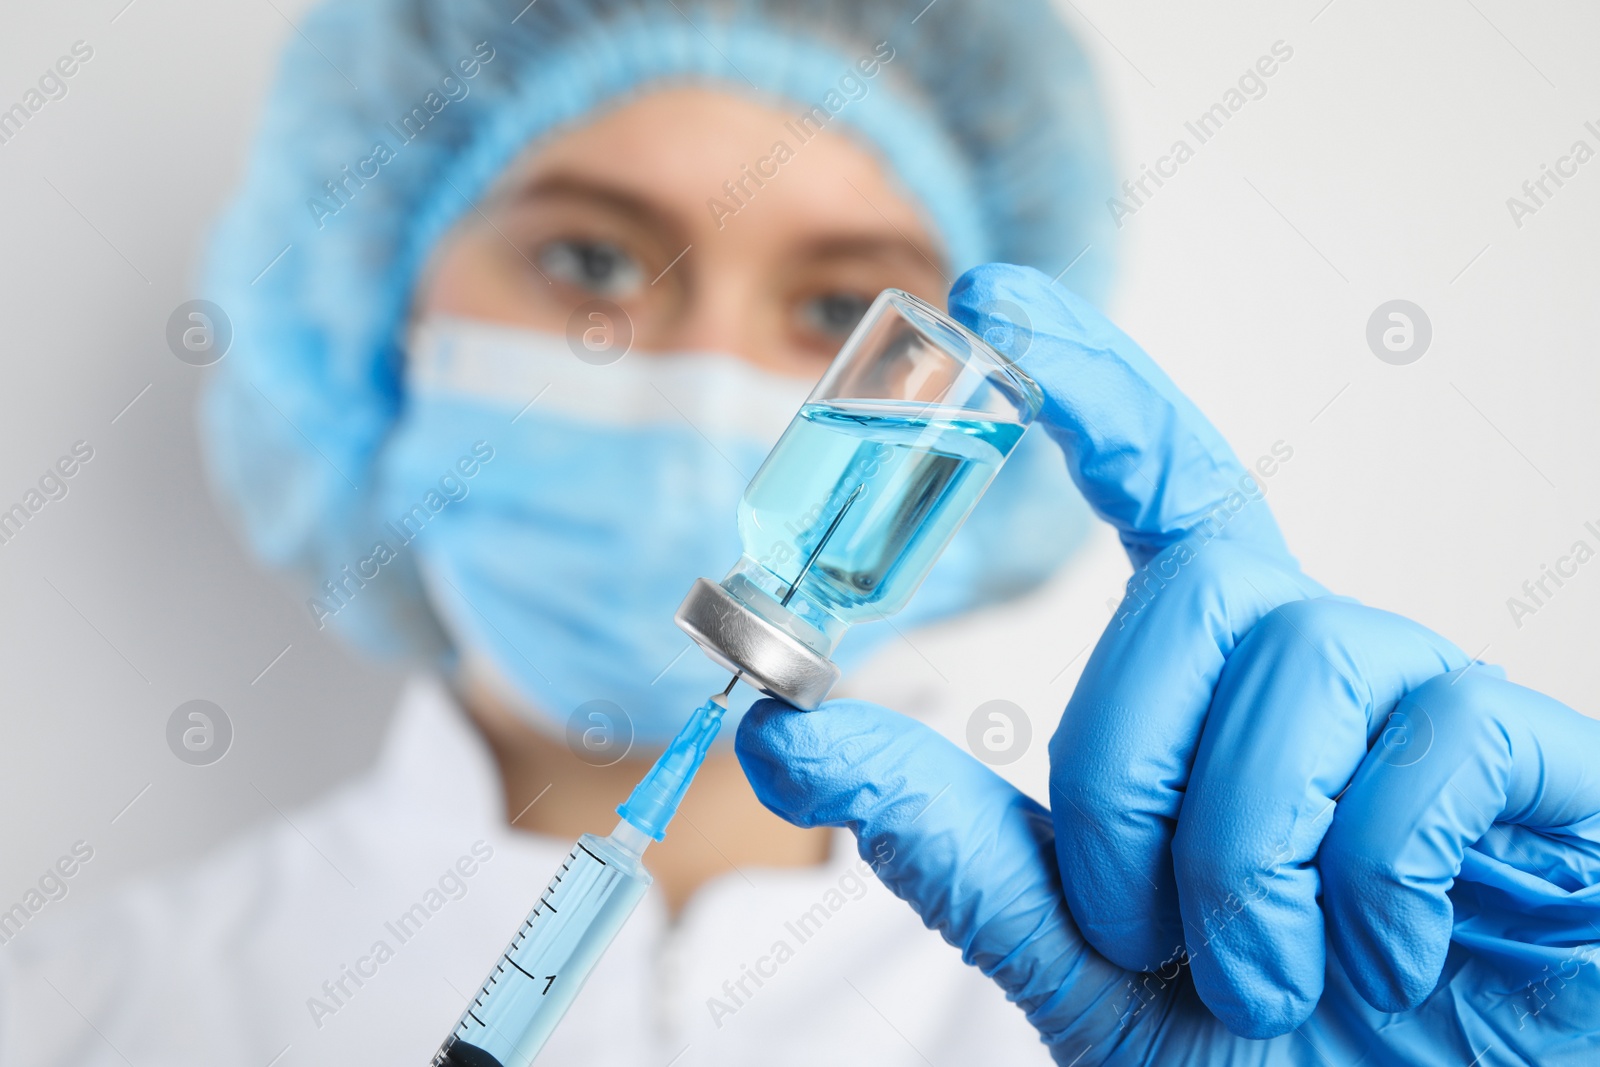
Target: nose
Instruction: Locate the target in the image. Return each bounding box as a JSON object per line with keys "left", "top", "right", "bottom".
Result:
{"left": 645, "top": 258, "right": 794, "bottom": 373}
{"left": 656, "top": 280, "right": 753, "bottom": 358}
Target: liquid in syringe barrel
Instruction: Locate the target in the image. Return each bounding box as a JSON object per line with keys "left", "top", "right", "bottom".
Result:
{"left": 434, "top": 833, "right": 650, "bottom": 1067}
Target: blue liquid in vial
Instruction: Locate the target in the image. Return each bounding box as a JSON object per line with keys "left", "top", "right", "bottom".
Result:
{"left": 738, "top": 399, "right": 1024, "bottom": 627}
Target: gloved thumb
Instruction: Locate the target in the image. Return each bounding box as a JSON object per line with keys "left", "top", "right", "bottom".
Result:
{"left": 947, "top": 262, "right": 1290, "bottom": 570}
{"left": 736, "top": 697, "right": 1134, "bottom": 1056}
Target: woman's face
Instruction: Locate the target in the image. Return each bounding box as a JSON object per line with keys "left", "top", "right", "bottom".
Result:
{"left": 416, "top": 87, "right": 947, "bottom": 377}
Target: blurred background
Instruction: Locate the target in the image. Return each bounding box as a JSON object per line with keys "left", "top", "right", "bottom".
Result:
{"left": 2, "top": 0, "right": 1597, "bottom": 913}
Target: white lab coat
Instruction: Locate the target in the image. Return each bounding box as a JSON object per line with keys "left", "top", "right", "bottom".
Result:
{"left": 0, "top": 675, "right": 1050, "bottom": 1066}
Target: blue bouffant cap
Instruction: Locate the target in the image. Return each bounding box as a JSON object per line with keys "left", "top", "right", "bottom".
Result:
{"left": 200, "top": 0, "right": 1115, "bottom": 656}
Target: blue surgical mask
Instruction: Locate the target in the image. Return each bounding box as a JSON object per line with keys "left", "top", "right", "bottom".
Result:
{"left": 384, "top": 316, "right": 812, "bottom": 747}
{"left": 384, "top": 314, "right": 1090, "bottom": 749}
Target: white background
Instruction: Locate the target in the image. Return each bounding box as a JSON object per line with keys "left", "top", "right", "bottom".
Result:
{"left": 1, "top": 0, "right": 1597, "bottom": 913}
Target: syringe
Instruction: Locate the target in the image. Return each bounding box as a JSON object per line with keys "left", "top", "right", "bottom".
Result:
{"left": 434, "top": 486, "right": 856, "bottom": 1065}
{"left": 432, "top": 683, "right": 734, "bottom": 1067}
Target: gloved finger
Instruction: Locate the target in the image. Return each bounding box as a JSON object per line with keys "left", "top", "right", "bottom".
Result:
{"left": 1170, "top": 598, "right": 1468, "bottom": 1038}
{"left": 1050, "top": 544, "right": 1326, "bottom": 971}
{"left": 735, "top": 697, "right": 1134, "bottom": 1053}
{"left": 1323, "top": 670, "right": 1600, "bottom": 1013}
{"left": 950, "top": 261, "right": 1326, "bottom": 973}
{"left": 947, "top": 262, "right": 1290, "bottom": 568}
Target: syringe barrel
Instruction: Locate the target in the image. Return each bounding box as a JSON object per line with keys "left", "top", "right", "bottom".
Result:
{"left": 433, "top": 831, "right": 649, "bottom": 1067}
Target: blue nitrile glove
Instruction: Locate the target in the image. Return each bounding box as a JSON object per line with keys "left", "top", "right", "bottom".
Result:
{"left": 735, "top": 264, "right": 1600, "bottom": 1062}
{"left": 737, "top": 686, "right": 1600, "bottom": 1065}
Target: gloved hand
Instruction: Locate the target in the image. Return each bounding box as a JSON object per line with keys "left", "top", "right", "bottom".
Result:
{"left": 735, "top": 263, "right": 1600, "bottom": 1063}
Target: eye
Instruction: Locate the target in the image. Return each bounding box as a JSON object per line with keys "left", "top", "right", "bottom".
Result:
{"left": 799, "top": 291, "right": 872, "bottom": 339}
{"left": 537, "top": 238, "right": 645, "bottom": 298}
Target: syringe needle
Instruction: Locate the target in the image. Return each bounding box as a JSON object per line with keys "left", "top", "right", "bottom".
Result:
{"left": 715, "top": 672, "right": 740, "bottom": 704}
{"left": 780, "top": 483, "right": 864, "bottom": 607}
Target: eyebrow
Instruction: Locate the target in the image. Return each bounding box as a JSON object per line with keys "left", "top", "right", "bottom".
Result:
{"left": 506, "top": 170, "right": 945, "bottom": 274}
{"left": 508, "top": 172, "right": 688, "bottom": 241}
{"left": 798, "top": 233, "right": 946, "bottom": 274}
